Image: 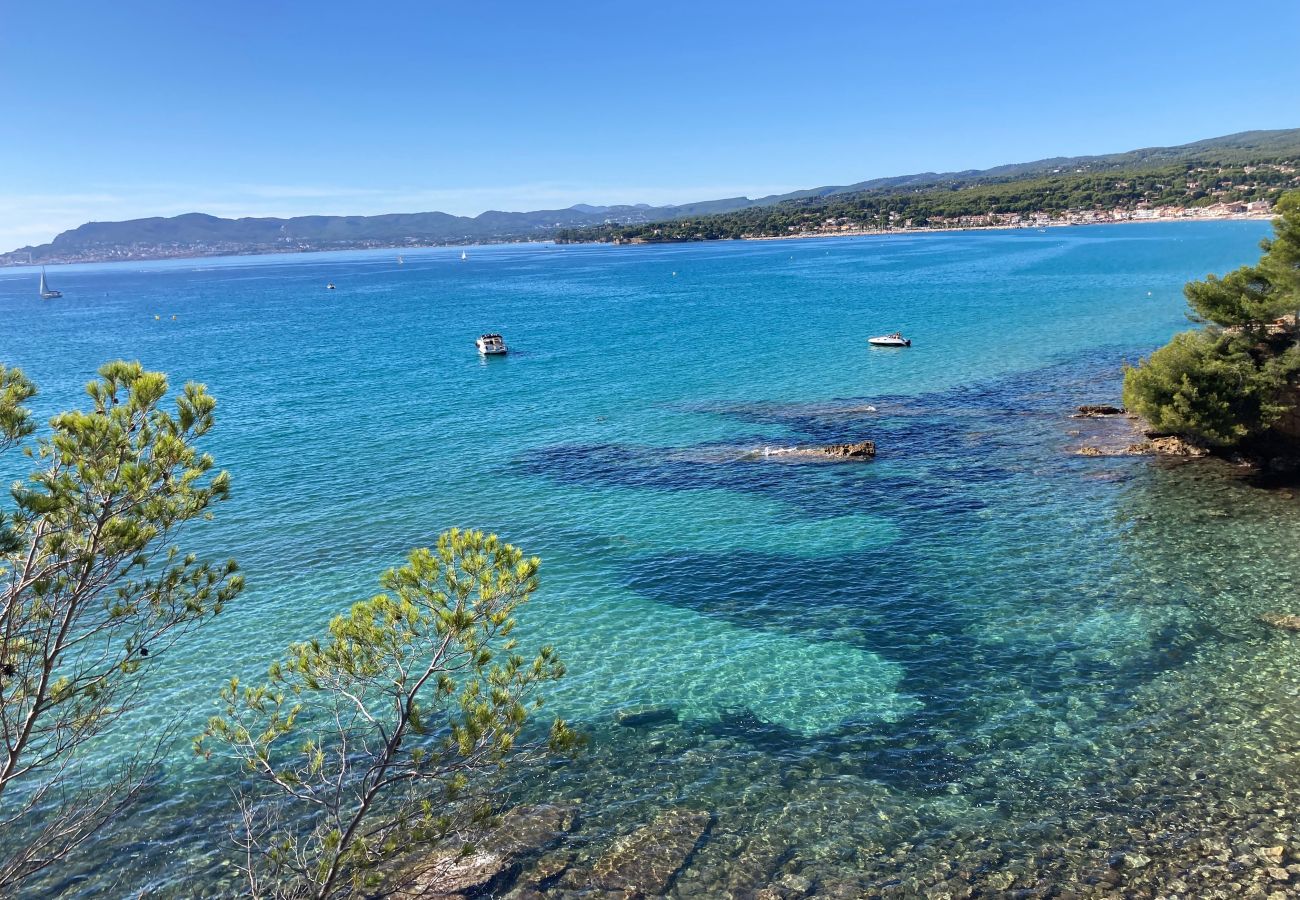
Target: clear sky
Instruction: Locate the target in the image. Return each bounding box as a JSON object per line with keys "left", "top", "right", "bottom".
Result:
{"left": 2, "top": 0, "right": 1297, "bottom": 249}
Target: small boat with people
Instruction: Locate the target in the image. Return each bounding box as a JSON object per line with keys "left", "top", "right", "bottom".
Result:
{"left": 868, "top": 332, "right": 911, "bottom": 347}
{"left": 476, "top": 333, "right": 508, "bottom": 356}
{"left": 39, "top": 267, "right": 62, "bottom": 299}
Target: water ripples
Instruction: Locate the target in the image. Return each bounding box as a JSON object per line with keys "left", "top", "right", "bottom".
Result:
{"left": 5, "top": 224, "right": 1300, "bottom": 896}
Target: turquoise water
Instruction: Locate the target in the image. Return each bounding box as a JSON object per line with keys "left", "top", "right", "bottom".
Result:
{"left": 6, "top": 223, "right": 1300, "bottom": 896}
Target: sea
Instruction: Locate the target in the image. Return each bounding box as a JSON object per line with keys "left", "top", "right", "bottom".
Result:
{"left": 4, "top": 221, "right": 1300, "bottom": 897}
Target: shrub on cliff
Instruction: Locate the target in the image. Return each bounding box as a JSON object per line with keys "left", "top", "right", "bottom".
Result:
{"left": 1123, "top": 331, "right": 1300, "bottom": 446}
{"left": 1124, "top": 191, "right": 1300, "bottom": 448}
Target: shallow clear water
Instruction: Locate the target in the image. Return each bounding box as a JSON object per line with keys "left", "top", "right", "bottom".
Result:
{"left": 5, "top": 223, "right": 1300, "bottom": 897}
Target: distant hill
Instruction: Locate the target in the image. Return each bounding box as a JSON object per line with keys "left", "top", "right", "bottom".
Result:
{"left": 736, "top": 128, "right": 1300, "bottom": 204}
{"left": 6, "top": 128, "right": 1299, "bottom": 265}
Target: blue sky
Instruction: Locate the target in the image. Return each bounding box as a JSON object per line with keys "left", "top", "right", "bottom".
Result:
{"left": 2, "top": 0, "right": 1297, "bottom": 248}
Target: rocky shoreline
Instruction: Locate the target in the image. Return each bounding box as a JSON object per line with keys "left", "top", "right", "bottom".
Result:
{"left": 1068, "top": 404, "right": 1300, "bottom": 478}
{"left": 1075, "top": 434, "right": 1210, "bottom": 459}
{"left": 1068, "top": 405, "right": 1211, "bottom": 460}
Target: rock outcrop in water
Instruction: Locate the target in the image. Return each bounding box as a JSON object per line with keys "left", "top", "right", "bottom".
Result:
{"left": 1073, "top": 404, "right": 1126, "bottom": 417}
{"left": 817, "top": 441, "right": 877, "bottom": 458}
{"left": 750, "top": 441, "right": 876, "bottom": 461}
{"left": 1069, "top": 404, "right": 1213, "bottom": 459}
{"left": 1076, "top": 435, "right": 1210, "bottom": 458}
{"left": 1144, "top": 435, "right": 1211, "bottom": 457}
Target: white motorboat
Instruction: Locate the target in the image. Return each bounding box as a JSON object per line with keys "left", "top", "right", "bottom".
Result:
{"left": 326, "top": 282, "right": 336, "bottom": 290}
{"left": 868, "top": 332, "right": 911, "bottom": 347}
{"left": 39, "top": 267, "right": 62, "bottom": 300}
{"left": 476, "top": 333, "right": 508, "bottom": 355}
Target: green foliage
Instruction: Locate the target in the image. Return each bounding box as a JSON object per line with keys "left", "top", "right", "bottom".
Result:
{"left": 558, "top": 159, "right": 1300, "bottom": 244}
{"left": 1182, "top": 193, "right": 1300, "bottom": 328}
{"left": 0, "top": 366, "right": 37, "bottom": 557}
{"left": 198, "top": 528, "right": 578, "bottom": 900}
{"left": 1123, "top": 331, "right": 1300, "bottom": 446}
{"left": 0, "top": 365, "right": 35, "bottom": 452}
{"left": 1184, "top": 266, "right": 1291, "bottom": 328}
{"left": 1261, "top": 191, "right": 1300, "bottom": 298}
{"left": 1124, "top": 192, "right": 1300, "bottom": 448}
{"left": 0, "top": 361, "right": 241, "bottom": 891}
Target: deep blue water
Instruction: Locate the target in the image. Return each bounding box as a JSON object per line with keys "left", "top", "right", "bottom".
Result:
{"left": 5, "top": 223, "right": 1300, "bottom": 896}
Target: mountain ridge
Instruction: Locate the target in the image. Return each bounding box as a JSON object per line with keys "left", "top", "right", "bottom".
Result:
{"left": 7, "top": 128, "right": 1299, "bottom": 265}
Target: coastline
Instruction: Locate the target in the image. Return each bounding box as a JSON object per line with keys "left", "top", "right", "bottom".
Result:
{"left": 653, "top": 209, "right": 1277, "bottom": 245}
{"left": 3, "top": 212, "right": 1276, "bottom": 272}
{"left": 0, "top": 237, "right": 554, "bottom": 272}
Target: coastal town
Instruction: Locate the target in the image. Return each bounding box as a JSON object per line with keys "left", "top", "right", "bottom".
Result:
{"left": 609, "top": 198, "right": 1278, "bottom": 244}
{"left": 765, "top": 198, "right": 1276, "bottom": 239}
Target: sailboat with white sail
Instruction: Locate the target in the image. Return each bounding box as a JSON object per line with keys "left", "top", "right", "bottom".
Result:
{"left": 39, "top": 267, "right": 62, "bottom": 300}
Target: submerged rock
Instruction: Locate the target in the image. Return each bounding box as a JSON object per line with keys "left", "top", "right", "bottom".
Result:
{"left": 725, "top": 835, "right": 793, "bottom": 895}
{"left": 1123, "top": 851, "right": 1152, "bottom": 869}
{"left": 1260, "top": 613, "right": 1300, "bottom": 632}
{"left": 583, "top": 808, "right": 713, "bottom": 894}
{"left": 1073, "top": 404, "right": 1126, "bottom": 417}
{"left": 395, "top": 850, "right": 511, "bottom": 898}
{"left": 486, "top": 803, "right": 578, "bottom": 855}
{"left": 518, "top": 850, "right": 574, "bottom": 890}
{"left": 614, "top": 704, "right": 678, "bottom": 728}
{"left": 391, "top": 804, "right": 577, "bottom": 898}
{"left": 1257, "top": 846, "right": 1287, "bottom": 865}
{"left": 776, "top": 871, "right": 815, "bottom": 895}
